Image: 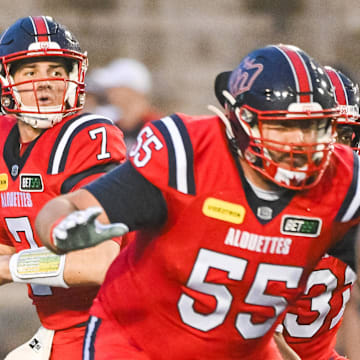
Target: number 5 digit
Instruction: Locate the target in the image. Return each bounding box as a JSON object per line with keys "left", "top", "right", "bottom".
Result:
{"left": 130, "top": 126, "right": 163, "bottom": 167}
{"left": 178, "top": 249, "right": 247, "bottom": 331}
{"left": 178, "top": 249, "right": 304, "bottom": 339}
{"left": 236, "top": 264, "right": 303, "bottom": 339}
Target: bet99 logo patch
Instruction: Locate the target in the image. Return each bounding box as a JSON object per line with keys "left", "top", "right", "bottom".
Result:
{"left": 281, "top": 215, "right": 321, "bottom": 237}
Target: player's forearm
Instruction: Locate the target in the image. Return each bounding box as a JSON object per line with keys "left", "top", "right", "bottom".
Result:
{"left": 0, "top": 245, "right": 16, "bottom": 285}
{"left": 6, "top": 240, "right": 120, "bottom": 288}
{"left": 63, "top": 240, "right": 120, "bottom": 286}
{"left": 35, "top": 194, "right": 79, "bottom": 253}
{"left": 0, "top": 255, "right": 13, "bottom": 285}
{"left": 36, "top": 189, "right": 108, "bottom": 254}
{"left": 340, "top": 287, "right": 360, "bottom": 359}
{"left": 0, "top": 244, "right": 16, "bottom": 255}
{"left": 273, "top": 332, "right": 301, "bottom": 360}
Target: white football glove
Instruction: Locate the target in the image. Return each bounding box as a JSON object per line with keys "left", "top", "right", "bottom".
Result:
{"left": 52, "top": 206, "right": 129, "bottom": 253}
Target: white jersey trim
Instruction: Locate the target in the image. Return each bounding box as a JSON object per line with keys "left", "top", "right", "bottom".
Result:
{"left": 50, "top": 114, "right": 111, "bottom": 175}
{"left": 160, "top": 116, "right": 189, "bottom": 194}
{"left": 340, "top": 154, "right": 360, "bottom": 222}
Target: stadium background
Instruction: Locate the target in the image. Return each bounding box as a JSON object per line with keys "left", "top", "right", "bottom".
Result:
{"left": 0, "top": 0, "right": 359, "bottom": 356}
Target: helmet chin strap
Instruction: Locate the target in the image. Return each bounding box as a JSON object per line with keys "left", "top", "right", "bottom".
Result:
{"left": 273, "top": 165, "right": 308, "bottom": 187}
{"left": 8, "top": 76, "right": 66, "bottom": 128}
{"left": 208, "top": 89, "right": 254, "bottom": 158}
{"left": 209, "top": 94, "right": 318, "bottom": 189}
{"left": 16, "top": 106, "right": 64, "bottom": 128}
{"left": 1, "top": 57, "right": 82, "bottom": 129}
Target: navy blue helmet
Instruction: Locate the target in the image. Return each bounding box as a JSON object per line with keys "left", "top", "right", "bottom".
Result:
{"left": 0, "top": 16, "right": 88, "bottom": 128}
{"left": 325, "top": 66, "right": 360, "bottom": 152}
{"left": 214, "top": 44, "right": 340, "bottom": 190}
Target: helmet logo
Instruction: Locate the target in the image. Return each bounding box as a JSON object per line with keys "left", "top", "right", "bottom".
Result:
{"left": 28, "top": 41, "right": 61, "bottom": 51}
{"left": 287, "top": 102, "right": 323, "bottom": 114}
{"left": 229, "top": 57, "right": 263, "bottom": 97}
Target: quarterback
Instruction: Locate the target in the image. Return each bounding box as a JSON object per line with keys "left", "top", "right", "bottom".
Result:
{"left": 0, "top": 16, "right": 126, "bottom": 359}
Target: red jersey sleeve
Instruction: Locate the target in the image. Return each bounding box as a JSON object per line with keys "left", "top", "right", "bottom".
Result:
{"left": 60, "top": 121, "right": 126, "bottom": 189}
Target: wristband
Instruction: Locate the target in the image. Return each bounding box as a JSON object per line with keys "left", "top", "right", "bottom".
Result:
{"left": 9, "top": 247, "right": 69, "bottom": 288}
{"left": 275, "top": 323, "right": 284, "bottom": 333}
{"left": 50, "top": 216, "right": 66, "bottom": 247}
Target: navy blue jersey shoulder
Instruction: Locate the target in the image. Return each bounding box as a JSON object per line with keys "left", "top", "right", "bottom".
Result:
{"left": 85, "top": 161, "right": 167, "bottom": 231}
{"left": 47, "top": 113, "right": 114, "bottom": 175}
{"left": 61, "top": 163, "right": 119, "bottom": 194}
{"left": 152, "top": 114, "right": 196, "bottom": 195}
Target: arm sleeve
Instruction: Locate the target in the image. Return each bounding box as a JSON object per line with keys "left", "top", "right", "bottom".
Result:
{"left": 84, "top": 161, "right": 167, "bottom": 231}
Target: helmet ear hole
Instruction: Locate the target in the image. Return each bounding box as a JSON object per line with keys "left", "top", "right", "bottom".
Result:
{"left": 239, "top": 107, "right": 256, "bottom": 126}
{"left": 1, "top": 95, "right": 14, "bottom": 109}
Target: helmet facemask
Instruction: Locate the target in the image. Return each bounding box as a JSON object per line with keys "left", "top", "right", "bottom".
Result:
{"left": 213, "top": 45, "right": 341, "bottom": 191}
{"left": 216, "top": 89, "right": 338, "bottom": 190}
{"left": 0, "top": 48, "right": 87, "bottom": 128}
{"left": 336, "top": 108, "right": 360, "bottom": 153}
{"left": 325, "top": 66, "right": 360, "bottom": 153}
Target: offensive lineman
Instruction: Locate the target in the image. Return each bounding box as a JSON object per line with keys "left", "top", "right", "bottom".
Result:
{"left": 37, "top": 45, "right": 360, "bottom": 359}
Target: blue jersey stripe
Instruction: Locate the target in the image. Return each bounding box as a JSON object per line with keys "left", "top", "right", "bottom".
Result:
{"left": 170, "top": 114, "right": 196, "bottom": 195}
{"left": 153, "top": 115, "right": 195, "bottom": 195}
{"left": 47, "top": 114, "right": 113, "bottom": 175}
{"left": 153, "top": 119, "right": 177, "bottom": 189}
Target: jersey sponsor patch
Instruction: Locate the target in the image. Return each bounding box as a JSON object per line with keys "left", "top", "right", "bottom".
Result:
{"left": 0, "top": 173, "right": 8, "bottom": 191}
{"left": 202, "top": 197, "right": 245, "bottom": 224}
{"left": 29, "top": 337, "right": 42, "bottom": 352}
{"left": 20, "top": 174, "right": 44, "bottom": 192}
{"left": 281, "top": 215, "right": 322, "bottom": 237}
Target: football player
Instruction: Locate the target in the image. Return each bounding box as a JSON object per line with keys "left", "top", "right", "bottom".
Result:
{"left": 275, "top": 67, "right": 360, "bottom": 360}
{"left": 0, "top": 16, "right": 126, "bottom": 359}
{"left": 36, "top": 45, "right": 360, "bottom": 359}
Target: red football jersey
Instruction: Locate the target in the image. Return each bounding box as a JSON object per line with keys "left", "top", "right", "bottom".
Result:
{"left": 91, "top": 113, "right": 360, "bottom": 359}
{"left": 0, "top": 113, "right": 126, "bottom": 330}
{"left": 281, "top": 255, "right": 356, "bottom": 360}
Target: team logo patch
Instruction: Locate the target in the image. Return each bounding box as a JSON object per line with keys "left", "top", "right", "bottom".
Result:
{"left": 20, "top": 174, "right": 44, "bottom": 192}
{"left": 0, "top": 174, "right": 8, "bottom": 191}
{"left": 257, "top": 206, "right": 273, "bottom": 220}
{"left": 11, "top": 164, "right": 19, "bottom": 177}
{"left": 202, "top": 198, "right": 246, "bottom": 224}
{"left": 281, "top": 215, "right": 322, "bottom": 237}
